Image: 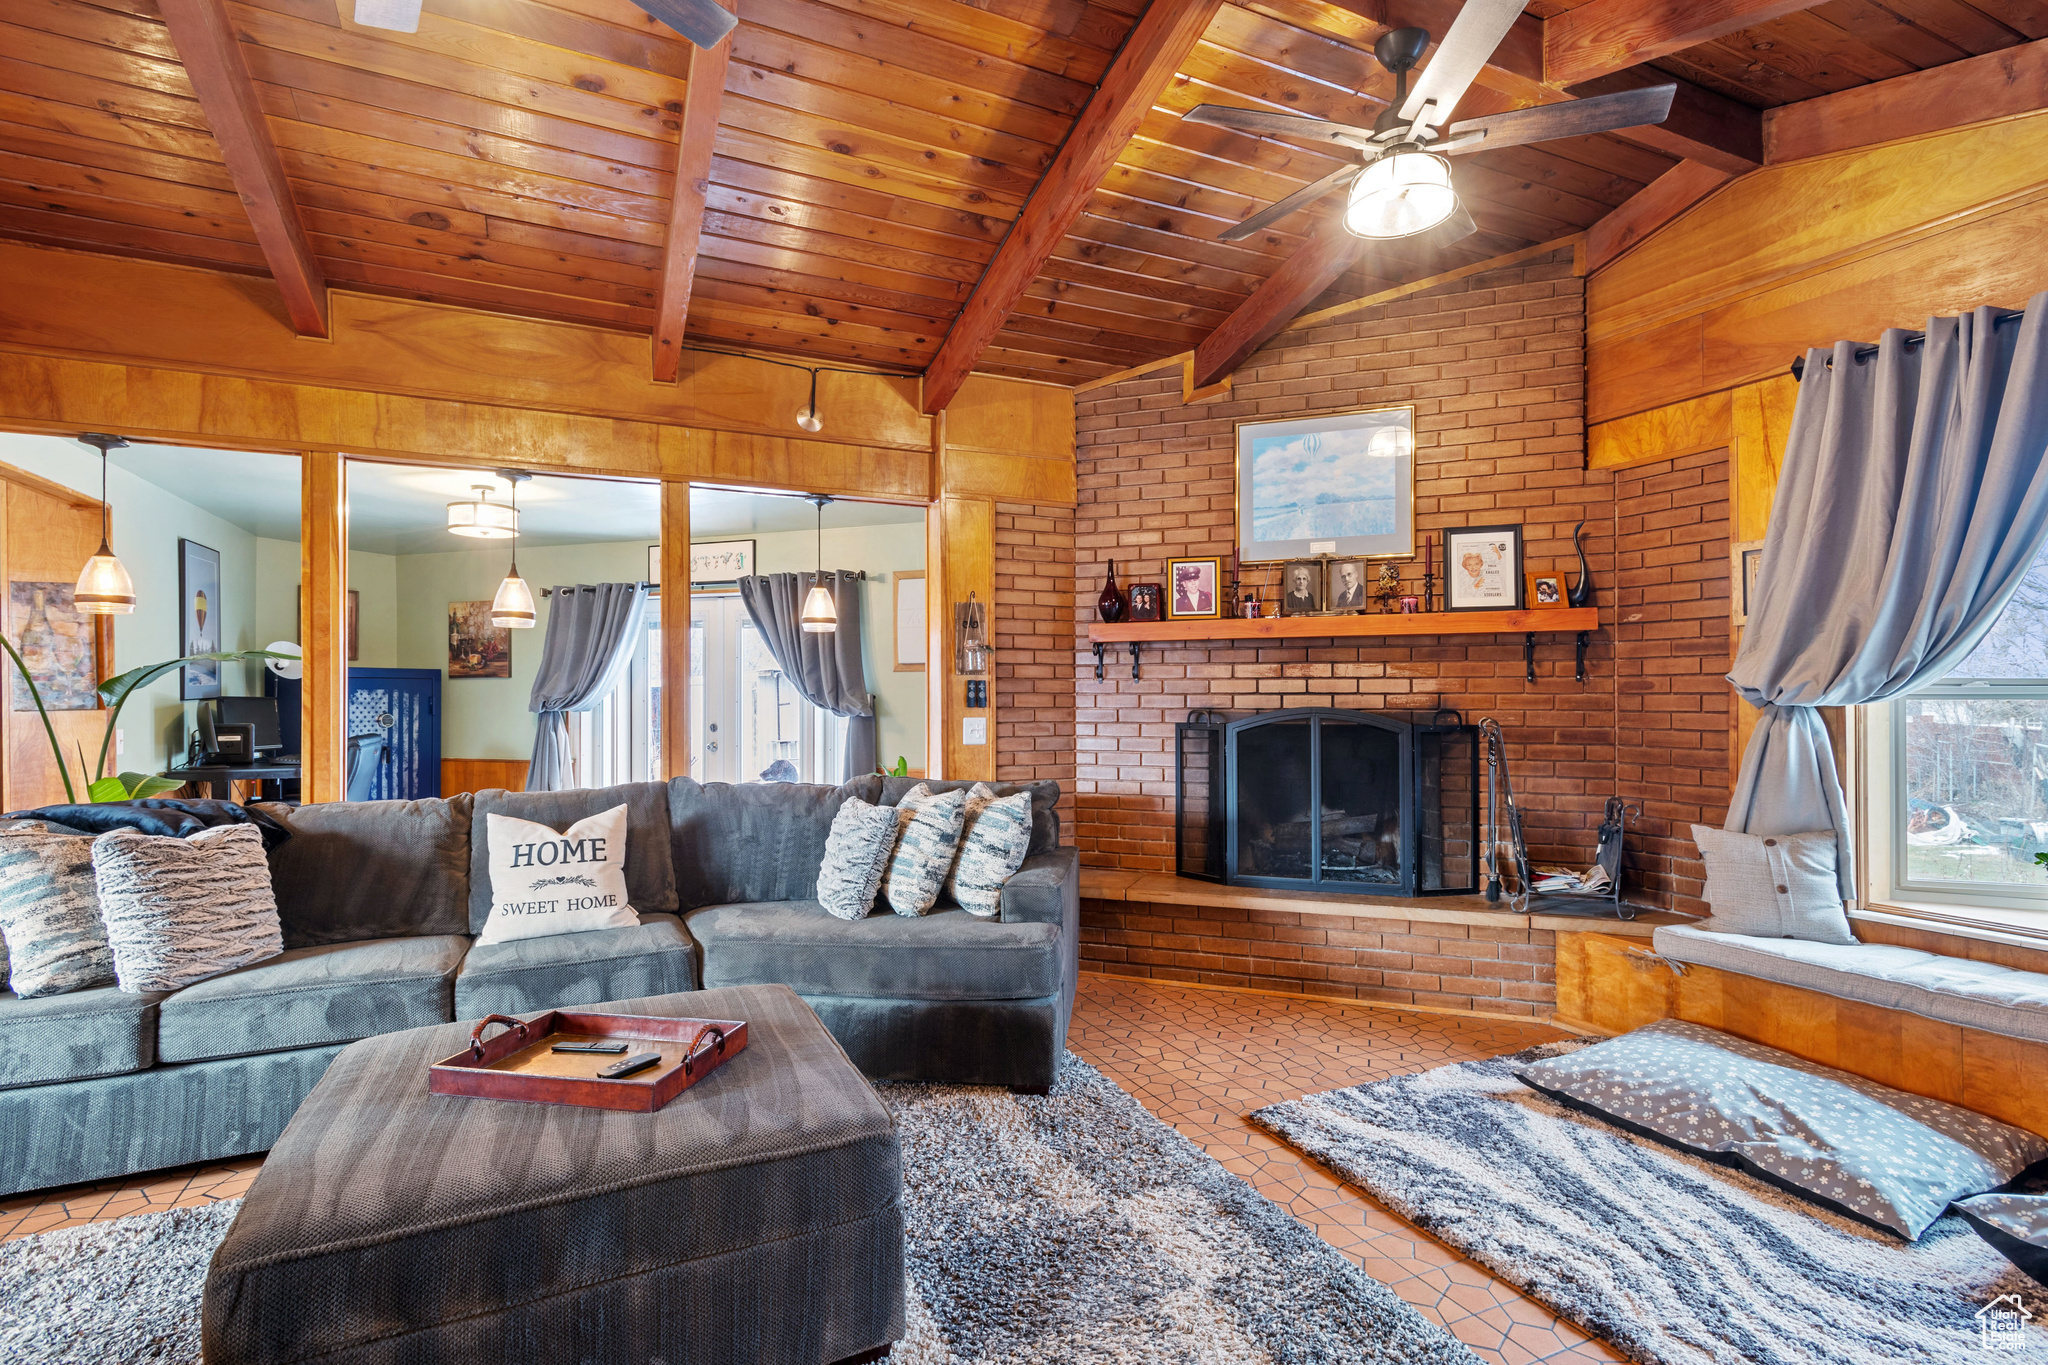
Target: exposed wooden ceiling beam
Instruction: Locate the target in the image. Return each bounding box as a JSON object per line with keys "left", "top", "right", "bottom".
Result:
{"left": 1544, "top": 0, "right": 1828, "bottom": 88}
{"left": 919, "top": 0, "right": 1226, "bottom": 415}
{"left": 1764, "top": 37, "right": 2048, "bottom": 164}
{"left": 1566, "top": 70, "right": 1762, "bottom": 173}
{"left": 1189, "top": 226, "right": 1364, "bottom": 390}
{"left": 157, "top": 0, "right": 327, "bottom": 337}
{"left": 1583, "top": 160, "right": 1733, "bottom": 271}
{"left": 652, "top": 0, "right": 736, "bottom": 384}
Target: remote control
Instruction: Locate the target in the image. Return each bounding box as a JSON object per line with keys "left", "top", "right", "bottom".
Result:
{"left": 597, "top": 1052, "right": 662, "bottom": 1079}
{"left": 551, "top": 1041, "right": 629, "bottom": 1055}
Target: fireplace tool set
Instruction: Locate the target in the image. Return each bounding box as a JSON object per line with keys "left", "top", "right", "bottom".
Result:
{"left": 1482, "top": 718, "right": 1644, "bottom": 919}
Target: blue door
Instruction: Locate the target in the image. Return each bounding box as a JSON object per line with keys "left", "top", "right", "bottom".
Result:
{"left": 346, "top": 668, "right": 441, "bottom": 800}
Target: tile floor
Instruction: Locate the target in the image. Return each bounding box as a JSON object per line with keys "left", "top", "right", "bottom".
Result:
{"left": 0, "top": 973, "right": 1623, "bottom": 1363}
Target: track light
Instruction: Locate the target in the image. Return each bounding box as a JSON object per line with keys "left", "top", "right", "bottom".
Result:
{"left": 795, "top": 369, "right": 823, "bottom": 433}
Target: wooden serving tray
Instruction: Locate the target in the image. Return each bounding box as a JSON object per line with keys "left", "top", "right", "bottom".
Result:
{"left": 429, "top": 1010, "right": 748, "bottom": 1113}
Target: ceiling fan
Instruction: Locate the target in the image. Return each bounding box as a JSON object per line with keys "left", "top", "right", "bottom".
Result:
{"left": 1185, "top": 0, "right": 1675, "bottom": 246}
{"left": 350, "top": 0, "right": 736, "bottom": 49}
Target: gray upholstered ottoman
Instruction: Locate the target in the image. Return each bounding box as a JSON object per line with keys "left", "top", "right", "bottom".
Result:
{"left": 201, "top": 983, "right": 904, "bottom": 1365}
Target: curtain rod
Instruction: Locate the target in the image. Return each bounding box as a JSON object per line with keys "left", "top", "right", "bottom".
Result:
{"left": 1789, "top": 307, "right": 2026, "bottom": 380}
{"left": 539, "top": 572, "right": 867, "bottom": 597}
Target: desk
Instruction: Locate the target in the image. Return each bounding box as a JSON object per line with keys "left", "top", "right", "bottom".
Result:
{"left": 161, "top": 763, "right": 300, "bottom": 803}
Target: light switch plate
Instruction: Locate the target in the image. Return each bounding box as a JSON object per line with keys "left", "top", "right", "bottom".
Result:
{"left": 962, "top": 717, "right": 988, "bottom": 746}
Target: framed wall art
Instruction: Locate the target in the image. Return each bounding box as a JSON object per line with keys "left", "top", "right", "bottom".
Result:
{"left": 1278, "top": 560, "right": 1324, "bottom": 616}
{"left": 1235, "top": 404, "right": 1414, "bottom": 565}
{"left": 1325, "top": 558, "right": 1370, "bottom": 612}
{"left": 8, "top": 582, "right": 99, "bottom": 711}
{"left": 1164, "top": 558, "right": 1223, "bottom": 620}
{"left": 448, "top": 600, "right": 512, "bottom": 679}
{"left": 893, "top": 570, "right": 926, "bottom": 671}
{"left": 179, "top": 538, "right": 222, "bottom": 700}
{"left": 1442, "top": 525, "right": 1523, "bottom": 612}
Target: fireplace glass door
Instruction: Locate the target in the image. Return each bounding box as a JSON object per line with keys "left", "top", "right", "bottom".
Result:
{"left": 1227, "top": 711, "right": 1413, "bottom": 894}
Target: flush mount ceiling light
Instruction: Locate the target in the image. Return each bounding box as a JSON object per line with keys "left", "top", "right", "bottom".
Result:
{"left": 490, "top": 471, "right": 536, "bottom": 628}
{"left": 795, "top": 369, "right": 824, "bottom": 433}
{"left": 800, "top": 495, "right": 837, "bottom": 634}
{"left": 74, "top": 432, "right": 135, "bottom": 616}
{"left": 447, "top": 483, "right": 518, "bottom": 539}
{"left": 350, "top": 0, "right": 735, "bottom": 49}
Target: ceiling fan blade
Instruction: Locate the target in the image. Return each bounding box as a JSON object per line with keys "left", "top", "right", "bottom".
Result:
{"left": 1182, "top": 104, "right": 1378, "bottom": 148}
{"left": 1444, "top": 85, "right": 1677, "bottom": 153}
{"left": 1218, "top": 165, "right": 1361, "bottom": 242}
{"left": 627, "top": 0, "right": 738, "bottom": 48}
{"left": 1398, "top": 0, "right": 1526, "bottom": 124}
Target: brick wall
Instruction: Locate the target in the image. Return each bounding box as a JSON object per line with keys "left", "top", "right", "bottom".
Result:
{"left": 1071, "top": 246, "right": 1735, "bottom": 959}
{"left": 995, "top": 500, "right": 1076, "bottom": 825}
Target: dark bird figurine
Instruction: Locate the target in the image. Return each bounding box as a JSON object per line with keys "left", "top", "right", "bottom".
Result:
{"left": 1568, "top": 522, "right": 1594, "bottom": 608}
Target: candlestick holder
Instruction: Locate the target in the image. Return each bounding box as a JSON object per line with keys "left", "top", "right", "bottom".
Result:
{"left": 1420, "top": 571, "right": 1437, "bottom": 612}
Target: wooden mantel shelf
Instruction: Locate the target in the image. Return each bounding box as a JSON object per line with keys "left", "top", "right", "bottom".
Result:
{"left": 1087, "top": 606, "right": 1598, "bottom": 643}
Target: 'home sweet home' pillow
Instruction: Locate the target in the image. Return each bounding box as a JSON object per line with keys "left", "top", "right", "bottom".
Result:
{"left": 477, "top": 804, "right": 638, "bottom": 945}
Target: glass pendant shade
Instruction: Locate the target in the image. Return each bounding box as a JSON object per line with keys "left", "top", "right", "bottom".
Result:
{"left": 800, "top": 581, "right": 838, "bottom": 634}
{"left": 1343, "top": 151, "right": 1456, "bottom": 239}
{"left": 491, "top": 567, "right": 536, "bottom": 628}
{"left": 75, "top": 541, "right": 136, "bottom": 615}
{"left": 447, "top": 487, "right": 518, "bottom": 539}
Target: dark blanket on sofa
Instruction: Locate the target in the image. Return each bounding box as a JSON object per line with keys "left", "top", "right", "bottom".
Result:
{"left": 4, "top": 799, "right": 292, "bottom": 852}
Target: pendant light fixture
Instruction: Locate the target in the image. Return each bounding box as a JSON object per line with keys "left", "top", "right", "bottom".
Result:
{"left": 800, "top": 494, "right": 837, "bottom": 634}
{"left": 447, "top": 481, "right": 519, "bottom": 538}
{"left": 74, "top": 433, "right": 136, "bottom": 615}
{"left": 489, "top": 471, "right": 536, "bottom": 628}
{"left": 795, "top": 369, "right": 823, "bottom": 433}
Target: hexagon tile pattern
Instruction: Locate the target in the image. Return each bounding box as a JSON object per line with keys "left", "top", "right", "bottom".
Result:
{"left": 3, "top": 973, "right": 1624, "bottom": 1363}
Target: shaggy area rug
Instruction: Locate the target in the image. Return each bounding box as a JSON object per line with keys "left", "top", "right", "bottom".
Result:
{"left": 1251, "top": 1042, "right": 2048, "bottom": 1365}
{"left": 1, "top": 1057, "right": 1474, "bottom": 1365}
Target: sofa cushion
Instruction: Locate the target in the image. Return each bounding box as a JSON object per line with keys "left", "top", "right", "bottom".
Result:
{"left": 881, "top": 776, "right": 1060, "bottom": 856}
{"left": 156, "top": 935, "right": 467, "bottom": 1064}
{"left": 669, "top": 774, "right": 882, "bottom": 909}
{"left": 688, "top": 899, "right": 1060, "bottom": 1001}
{"left": 256, "top": 797, "right": 472, "bottom": 947}
{"left": 470, "top": 783, "right": 674, "bottom": 933}
{"left": 1652, "top": 923, "right": 2048, "bottom": 1046}
{"left": 0, "top": 984, "right": 168, "bottom": 1089}
{"left": 454, "top": 912, "right": 698, "bottom": 1018}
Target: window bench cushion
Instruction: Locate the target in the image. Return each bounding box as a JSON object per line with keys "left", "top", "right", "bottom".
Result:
{"left": 1652, "top": 923, "right": 2048, "bottom": 1046}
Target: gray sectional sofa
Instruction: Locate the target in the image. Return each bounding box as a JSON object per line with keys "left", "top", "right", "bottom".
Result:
{"left": 0, "top": 775, "right": 1078, "bottom": 1197}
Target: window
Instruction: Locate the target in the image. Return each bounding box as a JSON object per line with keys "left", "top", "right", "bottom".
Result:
{"left": 1869, "top": 539, "right": 2048, "bottom": 914}
{"left": 689, "top": 594, "right": 842, "bottom": 784}
{"left": 564, "top": 595, "right": 659, "bottom": 789}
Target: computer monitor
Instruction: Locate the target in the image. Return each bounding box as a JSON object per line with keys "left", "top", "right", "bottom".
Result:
{"left": 215, "top": 696, "right": 283, "bottom": 754}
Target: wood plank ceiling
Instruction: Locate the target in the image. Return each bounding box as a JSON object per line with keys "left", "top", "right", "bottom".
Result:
{"left": 1, "top": 0, "right": 2042, "bottom": 388}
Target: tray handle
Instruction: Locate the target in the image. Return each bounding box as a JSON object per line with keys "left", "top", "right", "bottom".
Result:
{"left": 682, "top": 1024, "right": 728, "bottom": 1078}
{"left": 470, "top": 1014, "right": 529, "bottom": 1061}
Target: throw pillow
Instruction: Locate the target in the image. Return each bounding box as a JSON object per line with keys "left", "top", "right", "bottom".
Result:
{"left": 1516, "top": 1018, "right": 2047, "bottom": 1240}
{"left": 476, "top": 804, "right": 638, "bottom": 945}
{"left": 816, "top": 796, "right": 898, "bottom": 921}
{"left": 0, "top": 829, "right": 115, "bottom": 998}
{"left": 947, "top": 786, "right": 1035, "bottom": 918}
{"left": 92, "top": 824, "right": 284, "bottom": 994}
{"left": 1690, "top": 824, "right": 1854, "bottom": 944}
{"left": 881, "top": 785, "right": 968, "bottom": 917}
{"left": 1955, "top": 1193, "right": 2048, "bottom": 1286}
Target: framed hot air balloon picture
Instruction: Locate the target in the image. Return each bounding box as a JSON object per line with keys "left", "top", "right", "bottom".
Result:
{"left": 179, "top": 538, "right": 222, "bottom": 700}
{"left": 1234, "top": 404, "right": 1415, "bottom": 566}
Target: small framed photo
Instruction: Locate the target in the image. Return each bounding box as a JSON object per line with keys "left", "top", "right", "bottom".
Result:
{"left": 1443, "top": 525, "right": 1523, "bottom": 612}
{"left": 1164, "top": 559, "right": 1223, "bottom": 619}
{"left": 1325, "top": 557, "right": 1371, "bottom": 612}
{"left": 1526, "top": 573, "right": 1564, "bottom": 608}
{"left": 1127, "top": 582, "right": 1163, "bottom": 622}
{"left": 1732, "top": 540, "right": 1764, "bottom": 625}
{"left": 1279, "top": 559, "right": 1324, "bottom": 616}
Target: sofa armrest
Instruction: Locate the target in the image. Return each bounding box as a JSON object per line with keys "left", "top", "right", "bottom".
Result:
{"left": 1000, "top": 848, "right": 1078, "bottom": 927}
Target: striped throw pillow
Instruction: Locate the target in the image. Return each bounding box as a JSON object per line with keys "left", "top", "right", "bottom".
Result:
{"left": 881, "top": 785, "right": 968, "bottom": 917}
{"left": 947, "top": 788, "right": 1034, "bottom": 918}
{"left": 0, "top": 830, "right": 114, "bottom": 997}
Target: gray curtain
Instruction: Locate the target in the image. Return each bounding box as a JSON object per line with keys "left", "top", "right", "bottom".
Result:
{"left": 1727, "top": 293, "right": 2048, "bottom": 899}
{"left": 737, "top": 570, "right": 876, "bottom": 781}
{"left": 525, "top": 582, "right": 651, "bottom": 791}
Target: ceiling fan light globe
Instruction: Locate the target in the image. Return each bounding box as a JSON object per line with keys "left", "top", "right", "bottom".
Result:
{"left": 1344, "top": 153, "right": 1457, "bottom": 239}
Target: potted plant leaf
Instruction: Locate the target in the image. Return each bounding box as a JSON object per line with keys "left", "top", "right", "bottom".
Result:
{"left": 0, "top": 640, "right": 291, "bottom": 804}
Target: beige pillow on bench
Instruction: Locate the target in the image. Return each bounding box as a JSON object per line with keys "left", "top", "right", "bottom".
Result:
{"left": 1690, "top": 825, "right": 1854, "bottom": 944}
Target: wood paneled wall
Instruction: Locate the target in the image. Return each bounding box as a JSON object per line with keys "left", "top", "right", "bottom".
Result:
{"left": 0, "top": 461, "right": 112, "bottom": 809}
{"left": 1586, "top": 112, "right": 2048, "bottom": 439}
{"left": 442, "top": 758, "right": 530, "bottom": 797}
